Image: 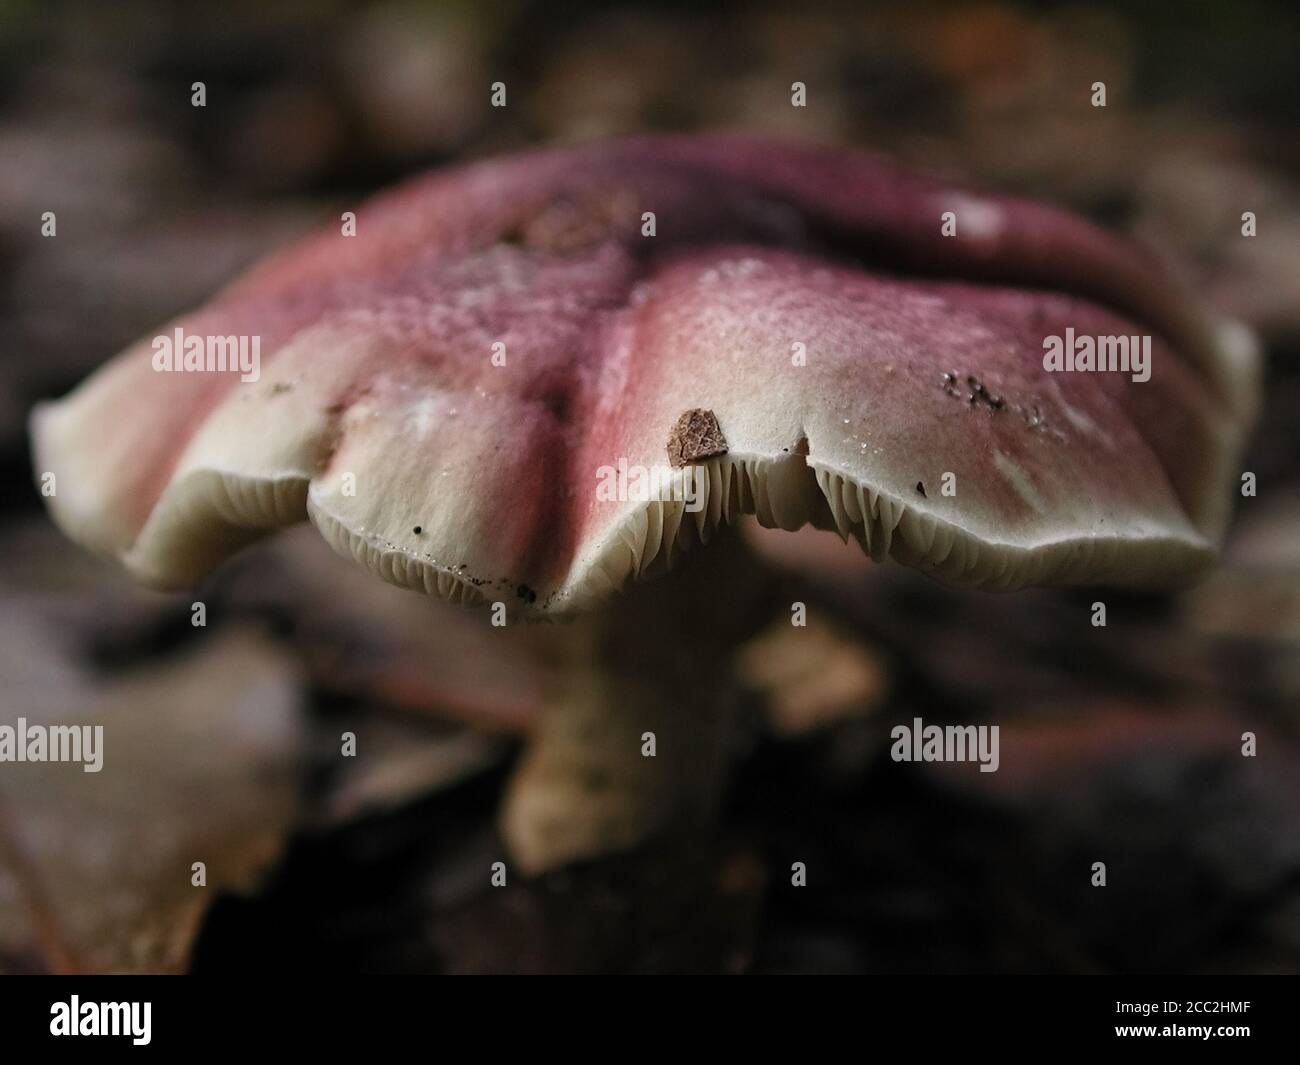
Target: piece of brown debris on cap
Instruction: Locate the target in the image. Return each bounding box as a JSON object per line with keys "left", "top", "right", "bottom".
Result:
{"left": 667, "top": 408, "right": 728, "bottom": 468}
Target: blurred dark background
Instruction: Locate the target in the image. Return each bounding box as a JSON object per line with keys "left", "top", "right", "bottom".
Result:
{"left": 0, "top": 0, "right": 1297, "bottom": 973}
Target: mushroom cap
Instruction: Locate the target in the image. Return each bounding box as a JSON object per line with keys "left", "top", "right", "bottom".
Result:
{"left": 32, "top": 135, "right": 1259, "bottom": 614}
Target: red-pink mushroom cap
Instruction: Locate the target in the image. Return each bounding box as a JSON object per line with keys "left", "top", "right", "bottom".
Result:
{"left": 31, "top": 136, "right": 1259, "bottom": 612}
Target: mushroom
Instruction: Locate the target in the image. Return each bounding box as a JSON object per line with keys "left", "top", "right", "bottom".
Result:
{"left": 31, "top": 135, "right": 1259, "bottom": 873}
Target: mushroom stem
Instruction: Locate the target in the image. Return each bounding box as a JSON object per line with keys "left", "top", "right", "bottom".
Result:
{"left": 501, "top": 527, "right": 775, "bottom": 874}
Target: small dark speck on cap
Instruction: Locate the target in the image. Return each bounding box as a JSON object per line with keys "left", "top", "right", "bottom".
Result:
{"left": 916, "top": 481, "right": 927, "bottom": 497}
